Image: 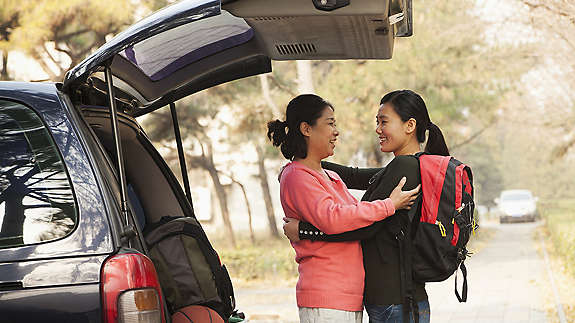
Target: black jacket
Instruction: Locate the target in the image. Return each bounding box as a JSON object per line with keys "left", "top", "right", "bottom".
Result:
{"left": 298, "top": 155, "right": 427, "bottom": 305}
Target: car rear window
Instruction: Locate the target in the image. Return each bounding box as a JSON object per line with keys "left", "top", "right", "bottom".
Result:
{"left": 0, "top": 100, "right": 77, "bottom": 249}
{"left": 501, "top": 192, "right": 532, "bottom": 201}
{"left": 119, "top": 11, "right": 253, "bottom": 81}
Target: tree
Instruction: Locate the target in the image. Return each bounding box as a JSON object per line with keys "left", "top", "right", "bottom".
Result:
{"left": 6, "top": 0, "right": 137, "bottom": 81}
{"left": 0, "top": 0, "right": 21, "bottom": 80}
{"left": 174, "top": 63, "right": 310, "bottom": 239}
{"left": 513, "top": 0, "right": 575, "bottom": 158}
{"left": 232, "top": 100, "right": 281, "bottom": 239}
{"left": 317, "top": 0, "right": 530, "bottom": 165}
{"left": 223, "top": 172, "right": 256, "bottom": 244}
{"left": 297, "top": 61, "right": 314, "bottom": 93}
{"left": 210, "top": 73, "right": 296, "bottom": 239}
{"left": 144, "top": 93, "right": 240, "bottom": 247}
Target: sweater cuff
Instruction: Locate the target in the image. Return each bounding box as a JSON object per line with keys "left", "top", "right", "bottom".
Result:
{"left": 383, "top": 198, "right": 395, "bottom": 216}
{"left": 299, "top": 221, "right": 324, "bottom": 241}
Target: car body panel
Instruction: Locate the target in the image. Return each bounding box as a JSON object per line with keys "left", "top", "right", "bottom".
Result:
{"left": 0, "top": 255, "right": 108, "bottom": 287}
{"left": 0, "top": 284, "right": 101, "bottom": 323}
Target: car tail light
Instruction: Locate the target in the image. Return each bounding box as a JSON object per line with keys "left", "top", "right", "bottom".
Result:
{"left": 117, "top": 289, "right": 162, "bottom": 322}
{"left": 101, "top": 253, "right": 166, "bottom": 323}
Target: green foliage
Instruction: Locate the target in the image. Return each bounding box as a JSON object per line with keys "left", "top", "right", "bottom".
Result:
{"left": 457, "top": 141, "right": 504, "bottom": 206}
{"left": 316, "top": 0, "right": 529, "bottom": 164}
{"left": 2, "top": 0, "right": 162, "bottom": 80}
{"left": 491, "top": 98, "right": 575, "bottom": 201}
{"left": 145, "top": 96, "right": 213, "bottom": 144}
{"left": 213, "top": 237, "right": 298, "bottom": 282}
{"left": 0, "top": 0, "right": 21, "bottom": 79}
{"left": 213, "top": 227, "right": 494, "bottom": 283}
{"left": 0, "top": 0, "right": 20, "bottom": 51}
{"left": 542, "top": 199, "right": 575, "bottom": 277}
{"left": 15, "top": 1, "right": 134, "bottom": 51}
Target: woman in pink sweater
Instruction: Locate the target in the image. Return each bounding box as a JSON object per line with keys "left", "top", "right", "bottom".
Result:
{"left": 267, "top": 94, "right": 419, "bottom": 323}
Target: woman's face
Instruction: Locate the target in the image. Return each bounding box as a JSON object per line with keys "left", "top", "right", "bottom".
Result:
{"left": 376, "top": 103, "right": 413, "bottom": 153}
{"left": 305, "top": 106, "right": 339, "bottom": 159}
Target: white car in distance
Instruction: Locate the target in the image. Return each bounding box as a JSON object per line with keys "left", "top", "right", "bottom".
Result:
{"left": 496, "top": 189, "right": 539, "bottom": 223}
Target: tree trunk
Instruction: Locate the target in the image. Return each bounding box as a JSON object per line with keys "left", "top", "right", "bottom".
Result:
{"left": 1, "top": 187, "right": 25, "bottom": 246}
{"left": 259, "top": 74, "right": 279, "bottom": 112}
{"left": 229, "top": 176, "right": 256, "bottom": 245}
{"left": 297, "top": 61, "right": 314, "bottom": 93}
{"left": 256, "top": 145, "right": 280, "bottom": 238}
{"left": 207, "top": 168, "right": 236, "bottom": 247}
{"left": 203, "top": 143, "right": 236, "bottom": 248}
{"left": 1, "top": 51, "right": 9, "bottom": 81}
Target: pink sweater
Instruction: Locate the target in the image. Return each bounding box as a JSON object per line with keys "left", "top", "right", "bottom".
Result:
{"left": 279, "top": 161, "right": 396, "bottom": 311}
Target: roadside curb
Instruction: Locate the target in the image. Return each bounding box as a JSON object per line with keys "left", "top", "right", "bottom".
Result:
{"left": 539, "top": 226, "right": 568, "bottom": 323}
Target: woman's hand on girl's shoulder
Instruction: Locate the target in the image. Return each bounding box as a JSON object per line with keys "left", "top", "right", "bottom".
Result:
{"left": 389, "top": 177, "right": 420, "bottom": 210}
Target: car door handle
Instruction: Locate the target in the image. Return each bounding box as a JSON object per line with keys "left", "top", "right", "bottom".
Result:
{"left": 0, "top": 281, "right": 23, "bottom": 291}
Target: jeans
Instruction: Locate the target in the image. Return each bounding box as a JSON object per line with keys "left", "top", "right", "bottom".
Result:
{"left": 364, "top": 300, "right": 430, "bottom": 323}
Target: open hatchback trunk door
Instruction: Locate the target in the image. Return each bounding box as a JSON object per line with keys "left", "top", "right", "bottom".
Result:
{"left": 62, "top": 0, "right": 412, "bottom": 116}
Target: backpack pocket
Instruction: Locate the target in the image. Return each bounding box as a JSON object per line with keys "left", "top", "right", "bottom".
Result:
{"left": 412, "top": 222, "right": 458, "bottom": 282}
{"left": 454, "top": 194, "right": 475, "bottom": 250}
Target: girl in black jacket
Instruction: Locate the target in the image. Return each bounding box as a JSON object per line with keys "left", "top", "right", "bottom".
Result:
{"left": 283, "top": 90, "right": 450, "bottom": 323}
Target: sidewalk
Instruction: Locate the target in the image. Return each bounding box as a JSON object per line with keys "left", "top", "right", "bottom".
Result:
{"left": 235, "top": 222, "right": 551, "bottom": 323}
{"left": 427, "top": 222, "right": 548, "bottom": 323}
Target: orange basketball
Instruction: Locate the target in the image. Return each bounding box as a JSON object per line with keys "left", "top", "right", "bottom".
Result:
{"left": 171, "top": 305, "right": 225, "bottom": 323}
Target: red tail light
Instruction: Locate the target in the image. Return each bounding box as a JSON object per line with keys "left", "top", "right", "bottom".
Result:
{"left": 101, "top": 252, "right": 166, "bottom": 323}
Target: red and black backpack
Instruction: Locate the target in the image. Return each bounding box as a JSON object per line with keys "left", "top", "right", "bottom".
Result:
{"left": 397, "top": 152, "right": 477, "bottom": 323}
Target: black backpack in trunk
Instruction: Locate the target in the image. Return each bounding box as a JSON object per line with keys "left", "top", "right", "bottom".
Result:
{"left": 144, "top": 216, "right": 235, "bottom": 321}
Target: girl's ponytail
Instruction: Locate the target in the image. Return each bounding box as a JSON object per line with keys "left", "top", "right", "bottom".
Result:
{"left": 425, "top": 122, "right": 450, "bottom": 156}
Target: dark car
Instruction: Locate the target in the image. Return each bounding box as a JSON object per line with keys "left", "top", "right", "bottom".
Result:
{"left": 0, "top": 1, "right": 412, "bottom": 322}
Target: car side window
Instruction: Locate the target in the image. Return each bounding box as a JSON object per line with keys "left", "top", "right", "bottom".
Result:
{"left": 0, "top": 100, "right": 77, "bottom": 248}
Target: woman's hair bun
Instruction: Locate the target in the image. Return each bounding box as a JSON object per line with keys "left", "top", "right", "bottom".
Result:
{"left": 267, "top": 119, "right": 288, "bottom": 147}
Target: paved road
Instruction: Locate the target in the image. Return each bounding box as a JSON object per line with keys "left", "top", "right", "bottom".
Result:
{"left": 236, "top": 222, "right": 550, "bottom": 323}
{"left": 426, "top": 221, "right": 548, "bottom": 323}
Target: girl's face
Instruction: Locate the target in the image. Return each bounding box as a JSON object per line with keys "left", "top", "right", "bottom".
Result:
{"left": 304, "top": 106, "right": 339, "bottom": 159}
{"left": 376, "top": 103, "right": 415, "bottom": 153}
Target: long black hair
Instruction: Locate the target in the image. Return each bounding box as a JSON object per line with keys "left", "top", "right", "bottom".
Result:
{"left": 380, "top": 90, "right": 449, "bottom": 156}
{"left": 267, "top": 94, "right": 334, "bottom": 160}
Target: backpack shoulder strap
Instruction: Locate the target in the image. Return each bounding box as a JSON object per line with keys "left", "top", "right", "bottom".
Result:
{"left": 455, "top": 261, "right": 469, "bottom": 302}
{"left": 396, "top": 153, "right": 424, "bottom": 323}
